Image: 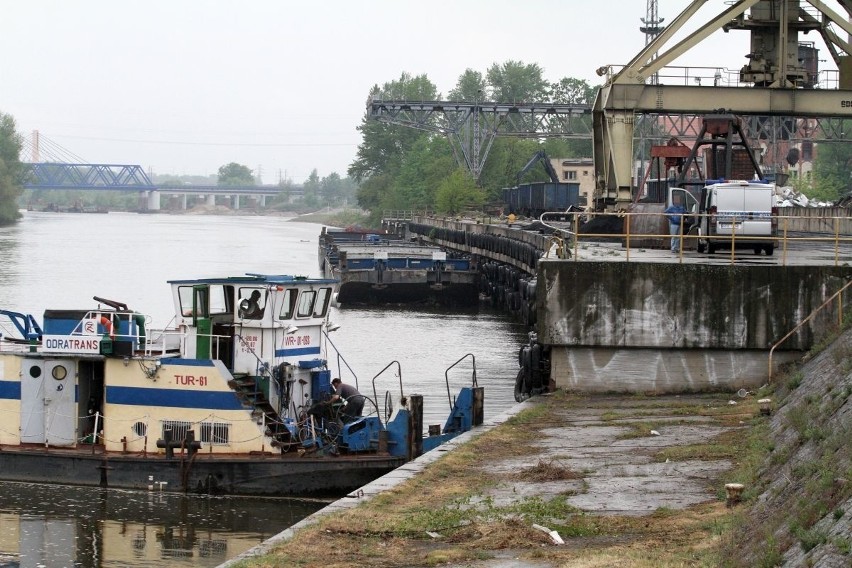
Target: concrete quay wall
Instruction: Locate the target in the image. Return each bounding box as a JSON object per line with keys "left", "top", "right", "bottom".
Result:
{"left": 391, "top": 216, "right": 852, "bottom": 393}
{"left": 777, "top": 206, "right": 852, "bottom": 234}
{"left": 539, "top": 261, "right": 852, "bottom": 392}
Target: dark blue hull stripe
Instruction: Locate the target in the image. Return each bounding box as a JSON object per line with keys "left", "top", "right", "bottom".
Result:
{"left": 0, "top": 381, "right": 21, "bottom": 400}
{"left": 106, "top": 386, "right": 244, "bottom": 410}
{"left": 160, "top": 358, "right": 216, "bottom": 367}
{"left": 275, "top": 347, "right": 321, "bottom": 357}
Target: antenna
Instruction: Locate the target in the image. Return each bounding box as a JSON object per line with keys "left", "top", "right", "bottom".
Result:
{"left": 639, "top": 0, "right": 665, "bottom": 84}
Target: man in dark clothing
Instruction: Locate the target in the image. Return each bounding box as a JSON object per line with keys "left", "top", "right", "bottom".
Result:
{"left": 239, "top": 290, "right": 264, "bottom": 319}
{"left": 663, "top": 196, "right": 687, "bottom": 253}
{"left": 331, "top": 378, "right": 364, "bottom": 422}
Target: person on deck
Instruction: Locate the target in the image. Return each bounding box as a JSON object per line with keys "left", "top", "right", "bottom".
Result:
{"left": 330, "top": 378, "right": 364, "bottom": 422}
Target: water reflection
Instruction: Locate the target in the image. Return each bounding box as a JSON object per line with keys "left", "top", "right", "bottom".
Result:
{"left": 0, "top": 220, "right": 22, "bottom": 290}
{"left": 0, "top": 482, "right": 322, "bottom": 567}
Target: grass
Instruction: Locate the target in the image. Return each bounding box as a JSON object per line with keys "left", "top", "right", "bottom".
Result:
{"left": 236, "top": 391, "right": 756, "bottom": 568}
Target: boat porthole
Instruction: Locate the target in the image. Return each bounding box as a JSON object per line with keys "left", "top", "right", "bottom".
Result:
{"left": 52, "top": 365, "right": 68, "bottom": 380}
{"left": 29, "top": 366, "right": 42, "bottom": 378}
{"left": 133, "top": 422, "right": 147, "bottom": 437}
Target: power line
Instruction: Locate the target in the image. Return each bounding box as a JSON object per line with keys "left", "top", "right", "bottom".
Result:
{"left": 50, "top": 135, "right": 356, "bottom": 148}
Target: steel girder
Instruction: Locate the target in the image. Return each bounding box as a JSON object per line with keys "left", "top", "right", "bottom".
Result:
{"left": 368, "top": 99, "right": 592, "bottom": 181}
{"left": 24, "top": 163, "right": 155, "bottom": 190}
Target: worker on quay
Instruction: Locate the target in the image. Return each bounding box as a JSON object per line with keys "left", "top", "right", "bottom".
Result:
{"left": 664, "top": 194, "right": 687, "bottom": 253}
{"left": 330, "top": 378, "right": 364, "bottom": 422}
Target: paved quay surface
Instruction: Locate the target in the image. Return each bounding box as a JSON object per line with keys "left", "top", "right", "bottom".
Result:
{"left": 218, "top": 402, "right": 521, "bottom": 567}
{"left": 221, "top": 391, "right": 750, "bottom": 567}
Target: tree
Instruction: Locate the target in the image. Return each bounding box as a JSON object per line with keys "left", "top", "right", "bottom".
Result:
{"left": 217, "top": 163, "right": 255, "bottom": 186}
{"left": 436, "top": 169, "right": 485, "bottom": 215}
{"left": 549, "top": 77, "right": 597, "bottom": 105}
{"left": 348, "top": 73, "right": 439, "bottom": 183}
{"left": 478, "top": 138, "right": 542, "bottom": 200}
{"left": 811, "top": 135, "right": 852, "bottom": 202}
{"left": 389, "top": 136, "right": 456, "bottom": 209}
{"left": 485, "top": 61, "right": 549, "bottom": 103}
{"left": 449, "top": 69, "right": 487, "bottom": 101}
{"left": 0, "top": 112, "right": 24, "bottom": 224}
{"left": 302, "top": 169, "right": 321, "bottom": 208}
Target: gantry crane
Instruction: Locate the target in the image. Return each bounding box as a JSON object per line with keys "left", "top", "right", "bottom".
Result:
{"left": 593, "top": 0, "right": 852, "bottom": 209}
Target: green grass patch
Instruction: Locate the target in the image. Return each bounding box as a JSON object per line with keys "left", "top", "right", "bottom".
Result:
{"left": 654, "top": 442, "right": 737, "bottom": 462}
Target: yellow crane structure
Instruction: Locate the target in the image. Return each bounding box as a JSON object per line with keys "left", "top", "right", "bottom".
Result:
{"left": 593, "top": 0, "right": 852, "bottom": 209}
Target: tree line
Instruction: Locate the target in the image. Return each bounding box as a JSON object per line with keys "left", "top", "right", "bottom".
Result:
{"left": 348, "top": 62, "right": 597, "bottom": 219}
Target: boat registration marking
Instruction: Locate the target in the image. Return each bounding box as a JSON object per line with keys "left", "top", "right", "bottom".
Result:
{"left": 174, "top": 374, "right": 208, "bottom": 387}
{"left": 240, "top": 334, "right": 259, "bottom": 354}
{"left": 283, "top": 334, "right": 312, "bottom": 347}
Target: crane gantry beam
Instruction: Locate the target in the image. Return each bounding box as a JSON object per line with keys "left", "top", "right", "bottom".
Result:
{"left": 368, "top": 99, "right": 591, "bottom": 182}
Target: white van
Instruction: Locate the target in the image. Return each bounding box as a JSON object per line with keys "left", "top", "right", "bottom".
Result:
{"left": 696, "top": 181, "right": 777, "bottom": 255}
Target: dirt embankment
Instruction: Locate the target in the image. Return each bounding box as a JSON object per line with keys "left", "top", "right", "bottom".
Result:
{"left": 726, "top": 330, "right": 852, "bottom": 567}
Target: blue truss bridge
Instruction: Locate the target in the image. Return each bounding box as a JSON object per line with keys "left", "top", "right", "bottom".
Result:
{"left": 21, "top": 134, "right": 285, "bottom": 210}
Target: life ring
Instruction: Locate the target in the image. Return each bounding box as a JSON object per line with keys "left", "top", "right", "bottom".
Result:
{"left": 100, "top": 316, "right": 114, "bottom": 339}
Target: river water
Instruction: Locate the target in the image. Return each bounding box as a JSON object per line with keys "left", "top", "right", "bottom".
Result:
{"left": 0, "top": 211, "right": 527, "bottom": 567}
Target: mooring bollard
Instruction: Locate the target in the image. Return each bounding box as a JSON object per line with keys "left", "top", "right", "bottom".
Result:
{"left": 725, "top": 483, "right": 745, "bottom": 507}
{"left": 758, "top": 398, "right": 772, "bottom": 416}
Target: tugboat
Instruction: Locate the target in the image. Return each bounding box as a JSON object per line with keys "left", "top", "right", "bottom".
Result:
{"left": 0, "top": 274, "right": 483, "bottom": 497}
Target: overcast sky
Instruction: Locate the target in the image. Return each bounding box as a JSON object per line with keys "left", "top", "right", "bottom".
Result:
{"left": 0, "top": 1, "right": 842, "bottom": 183}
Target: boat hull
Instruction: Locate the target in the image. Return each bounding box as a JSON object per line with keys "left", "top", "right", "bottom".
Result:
{"left": 334, "top": 277, "right": 479, "bottom": 305}
{"left": 0, "top": 447, "right": 405, "bottom": 497}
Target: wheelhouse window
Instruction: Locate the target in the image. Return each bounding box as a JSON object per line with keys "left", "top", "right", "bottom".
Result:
{"left": 296, "top": 290, "right": 316, "bottom": 318}
{"left": 177, "top": 285, "right": 230, "bottom": 317}
{"left": 178, "top": 286, "right": 195, "bottom": 316}
{"left": 278, "top": 288, "right": 297, "bottom": 320}
{"left": 208, "top": 285, "right": 229, "bottom": 315}
{"left": 313, "top": 287, "right": 332, "bottom": 317}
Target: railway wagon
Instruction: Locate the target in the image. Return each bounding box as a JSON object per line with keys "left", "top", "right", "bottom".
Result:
{"left": 503, "top": 182, "right": 581, "bottom": 218}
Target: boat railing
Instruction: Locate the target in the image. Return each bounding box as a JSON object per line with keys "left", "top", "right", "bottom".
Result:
{"left": 536, "top": 209, "right": 852, "bottom": 266}
{"left": 443, "top": 353, "right": 477, "bottom": 413}
{"left": 321, "top": 328, "right": 360, "bottom": 389}
{"left": 62, "top": 310, "right": 149, "bottom": 352}
{"left": 143, "top": 327, "right": 184, "bottom": 356}
{"left": 62, "top": 310, "right": 229, "bottom": 360}
{"left": 371, "top": 360, "right": 404, "bottom": 429}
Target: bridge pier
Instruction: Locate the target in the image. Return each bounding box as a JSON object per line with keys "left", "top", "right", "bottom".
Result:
{"left": 231, "top": 195, "right": 240, "bottom": 210}
{"left": 206, "top": 194, "right": 216, "bottom": 208}
{"left": 145, "top": 190, "right": 161, "bottom": 211}
{"left": 180, "top": 194, "right": 188, "bottom": 210}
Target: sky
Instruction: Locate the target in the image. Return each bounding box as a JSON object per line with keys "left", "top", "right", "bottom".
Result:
{"left": 0, "top": 1, "right": 843, "bottom": 183}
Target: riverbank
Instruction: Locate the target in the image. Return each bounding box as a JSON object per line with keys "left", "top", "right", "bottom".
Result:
{"left": 223, "top": 325, "right": 852, "bottom": 568}
{"left": 225, "top": 390, "right": 759, "bottom": 567}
